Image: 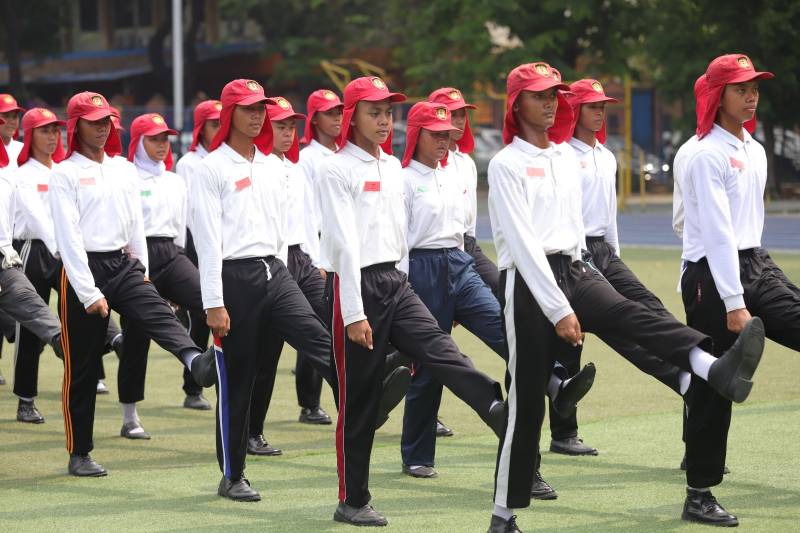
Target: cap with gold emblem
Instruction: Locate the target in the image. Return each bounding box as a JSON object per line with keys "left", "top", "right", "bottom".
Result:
{"left": 127, "top": 113, "right": 179, "bottom": 170}
{"left": 210, "top": 79, "right": 278, "bottom": 155}
{"left": 300, "top": 88, "right": 344, "bottom": 145}
{"left": 190, "top": 99, "right": 222, "bottom": 152}
{"left": 65, "top": 91, "right": 122, "bottom": 158}
{"left": 503, "top": 61, "right": 571, "bottom": 144}
{"left": 18, "top": 107, "right": 66, "bottom": 166}
{"left": 266, "top": 96, "right": 306, "bottom": 163}
{"left": 402, "top": 101, "right": 462, "bottom": 168}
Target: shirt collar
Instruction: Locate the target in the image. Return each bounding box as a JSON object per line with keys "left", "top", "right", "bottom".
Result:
{"left": 407, "top": 159, "right": 439, "bottom": 176}
{"left": 710, "top": 123, "right": 747, "bottom": 150}
{"left": 22, "top": 157, "right": 51, "bottom": 173}
{"left": 310, "top": 138, "right": 336, "bottom": 155}
{"left": 69, "top": 151, "right": 106, "bottom": 169}
{"left": 511, "top": 135, "right": 558, "bottom": 158}
{"left": 342, "top": 141, "right": 389, "bottom": 163}
{"left": 195, "top": 144, "right": 209, "bottom": 158}
{"left": 218, "top": 142, "right": 269, "bottom": 164}
{"left": 568, "top": 137, "right": 596, "bottom": 154}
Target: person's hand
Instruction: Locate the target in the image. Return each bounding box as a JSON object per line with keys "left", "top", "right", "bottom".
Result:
{"left": 319, "top": 268, "right": 327, "bottom": 280}
{"left": 347, "top": 319, "right": 373, "bottom": 350}
{"left": 726, "top": 308, "right": 752, "bottom": 333}
{"left": 207, "top": 306, "right": 231, "bottom": 338}
{"left": 86, "top": 298, "right": 109, "bottom": 318}
{"left": 555, "top": 313, "right": 583, "bottom": 347}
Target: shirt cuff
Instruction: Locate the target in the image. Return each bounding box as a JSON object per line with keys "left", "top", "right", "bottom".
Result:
{"left": 723, "top": 294, "right": 746, "bottom": 313}
{"left": 203, "top": 297, "right": 225, "bottom": 311}
{"left": 546, "top": 305, "right": 575, "bottom": 327}
{"left": 343, "top": 311, "right": 367, "bottom": 327}
{"left": 82, "top": 290, "right": 105, "bottom": 310}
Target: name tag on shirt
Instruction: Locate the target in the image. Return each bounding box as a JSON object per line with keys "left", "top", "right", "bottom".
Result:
{"left": 141, "top": 190, "right": 152, "bottom": 197}
{"left": 363, "top": 181, "right": 381, "bottom": 192}
{"left": 416, "top": 185, "right": 429, "bottom": 193}
{"left": 79, "top": 177, "right": 96, "bottom": 186}
{"left": 37, "top": 184, "right": 48, "bottom": 192}
{"left": 235, "top": 177, "right": 252, "bottom": 191}
{"left": 730, "top": 157, "right": 745, "bottom": 170}
{"left": 526, "top": 166, "right": 546, "bottom": 178}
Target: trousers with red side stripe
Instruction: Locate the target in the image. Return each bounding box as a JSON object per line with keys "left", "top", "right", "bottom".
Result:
{"left": 327, "top": 263, "right": 503, "bottom": 508}
{"left": 215, "top": 256, "right": 330, "bottom": 480}
{"left": 58, "top": 251, "right": 200, "bottom": 455}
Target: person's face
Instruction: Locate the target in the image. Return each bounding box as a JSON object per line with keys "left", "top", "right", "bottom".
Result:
{"left": 719, "top": 81, "right": 759, "bottom": 124}
{"left": 352, "top": 100, "right": 393, "bottom": 146}
{"left": 201, "top": 118, "right": 220, "bottom": 147}
{"left": 77, "top": 116, "right": 111, "bottom": 151}
{"left": 231, "top": 102, "right": 267, "bottom": 138}
{"left": 0, "top": 111, "right": 20, "bottom": 140}
{"left": 271, "top": 118, "right": 296, "bottom": 154}
{"left": 143, "top": 132, "right": 170, "bottom": 162}
{"left": 312, "top": 107, "right": 343, "bottom": 139}
{"left": 450, "top": 108, "right": 466, "bottom": 142}
{"left": 514, "top": 88, "right": 558, "bottom": 131}
{"left": 578, "top": 101, "right": 606, "bottom": 133}
{"left": 415, "top": 128, "right": 451, "bottom": 164}
{"left": 31, "top": 123, "right": 60, "bottom": 157}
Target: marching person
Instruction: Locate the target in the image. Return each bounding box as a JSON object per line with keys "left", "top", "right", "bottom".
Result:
{"left": 485, "top": 61, "right": 766, "bottom": 533}
{"left": 114, "top": 112, "right": 213, "bottom": 440}
{"left": 674, "top": 54, "right": 798, "bottom": 527}
{"left": 0, "top": 94, "right": 24, "bottom": 168}
{"left": 50, "top": 91, "right": 217, "bottom": 478}
{"left": 397, "top": 101, "right": 595, "bottom": 482}
{"left": 317, "top": 76, "right": 507, "bottom": 527}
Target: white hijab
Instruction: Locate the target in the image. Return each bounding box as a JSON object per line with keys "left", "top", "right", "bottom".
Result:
{"left": 133, "top": 136, "right": 166, "bottom": 177}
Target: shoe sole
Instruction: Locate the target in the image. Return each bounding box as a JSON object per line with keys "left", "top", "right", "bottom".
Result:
{"left": 402, "top": 469, "right": 438, "bottom": 479}
{"left": 375, "top": 367, "right": 412, "bottom": 430}
{"left": 681, "top": 511, "right": 739, "bottom": 527}
{"left": 183, "top": 404, "right": 212, "bottom": 410}
{"left": 120, "top": 432, "right": 151, "bottom": 440}
{"left": 553, "top": 363, "right": 596, "bottom": 417}
{"left": 247, "top": 449, "right": 283, "bottom": 456}
{"left": 531, "top": 490, "right": 558, "bottom": 500}
{"left": 333, "top": 511, "right": 388, "bottom": 527}
{"left": 17, "top": 417, "right": 45, "bottom": 424}
{"left": 721, "top": 317, "right": 765, "bottom": 403}
{"left": 299, "top": 417, "right": 333, "bottom": 425}
{"left": 218, "top": 491, "right": 262, "bottom": 502}
{"left": 549, "top": 445, "right": 598, "bottom": 456}
{"left": 436, "top": 430, "right": 454, "bottom": 437}
{"left": 69, "top": 469, "right": 108, "bottom": 477}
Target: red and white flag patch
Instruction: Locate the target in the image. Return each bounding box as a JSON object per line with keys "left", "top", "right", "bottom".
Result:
{"left": 526, "top": 166, "right": 545, "bottom": 178}
{"left": 235, "top": 177, "right": 252, "bottom": 191}
{"left": 363, "top": 181, "right": 381, "bottom": 192}
{"left": 730, "top": 157, "right": 745, "bottom": 170}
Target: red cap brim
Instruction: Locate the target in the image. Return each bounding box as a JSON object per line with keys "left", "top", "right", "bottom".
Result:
{"left": 422, "top": 123, "right": 462, "bottom": 133}
{"left": 80, "top": 108, "right": 114, "bottom": 121}
{"left": 521, "top": 79, "right": 571, "bottom": 93}
{"left": 578, "top": 93, "right": 619, "bottom": 104}
{"left": 236, "top": 94, "right": 277, "bottom": 106}
{"left": 270, "top": 110, "right": 306, "bottom": 122}
{"left": 728, "top": 70, "right": 774, "bottom": 84}
{"left": 361, "top": 92, "right": 407, "bottom": 103}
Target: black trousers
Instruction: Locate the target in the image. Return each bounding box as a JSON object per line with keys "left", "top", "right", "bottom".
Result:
{"left": 494, "top": 255, "right": 708, "bottom": 509}
{"left": 58, "top": 251, "right": 200, "bottom": 455}
{"left": 682, "top": 248, "right": 800, "bottom": 489}
{"left": 464, "top": 234, "right": 500, "bottom": 295}
{"left": 215, "top": 257, "right": 330, "bottom": 481}
{"left": 248, "top": 245, "right": 331, "bottom": 437}
{"left": 548, "top": 237, "right": 685, "bottom": 439}
{"left": 329, "top": 264, "right": 502, "bottom": 508}
{"left": 118, "top": 237, "right": 207, "bottom": 404}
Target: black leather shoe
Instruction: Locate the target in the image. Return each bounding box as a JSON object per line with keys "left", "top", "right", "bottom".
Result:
{"left": 190, "top": 347, "right": 217, "bottom": 388}
{"left": 550, "top": 436, "right": 598, "bottom": 456}
{"left": 247, "top": 435, "right": 282, "bottom": 456}
{"left": 120, "top": 421, "right": 151, "bottom": 440}
{"left": 531, "top": 470, "right": 558, "bottom": 500}
{"left": 68, "top": 454, "right": 107, "bottom": 477}
{"left": 487, "top": 400, "right": 507, "bottom": 438}
{"left": 402, "top": 464, "right": 438, "bottom": 478}
{"left": 183, "top": 393, "right": 212, "bottom": 410}
{"left": 682, "top": 488, "right": 738, "bottom": 526}
{"left": 17, "top": 400, "right": 45, "bottom": 423}
{"left": 375, "top": 366, "right": 412, "bottom": 429}
{"left": 680, "top": 455, "right": 729, "bottom": 475}
{"left": 218, "top": 476, "right": 261, "bottom": 502}
{"left": 552, "top": 363, "right": 596, "bottom": 418}
{"left": 333, "top": 502, "right": 388, "bottom": 526}
{"left": 436, "top": 418, "right": 454, "bottom": 437}
{"left": 299, "top": 406, "right": 332, "bottom": 425}
{"left": 50, "top": 334, "right": 64, "bottom": 360}
{"left": 383, "top": 349, "right": 412, "bottom": 377}
{"left": 487, "top": 514, "right": 522, "bottom": 533}
{"left": 708, "top": 317, "right": 765, "bottom": 403}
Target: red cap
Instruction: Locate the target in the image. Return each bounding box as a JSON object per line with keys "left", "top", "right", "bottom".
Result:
{"left": 337, "top": 76, "right": 407, "bottom": 154}
{"left": 127, "top": 113, "right": 178, "bottom": 171}
{"left": 300, "top": 89, "right": 344, "bottom": 145}
{"left": 209, "top": 79, "right": 276, "bottom": 155}
{"left": 109, "top": 106, "right": 125, "bottom": 132}
{"left": 17, "top": 108, "right": 66, "bottom": 166}
{"left": 548, "top": 79, "right": 618, "bottom": 144}
{"left": 0, "top": 117, "right": 7, "bottom": 167}
{"left": 64, "top": 92, "right": 122, "bottom": 158}
{"left": 428, "top": 87, "right": 476, "bottom": 154}
{"left": 267, "top": 96, "right": 306, "bottom": 164}
{"left": 189, "top": 99, "right": 222, "bottom": 152}
{"left": 503, "top": 62, "right": 570, "bottom": 145}
{"left": 402, "top": 102, "right": 461, "bottom": 168}
{"left": 695, "top": 54, "right": 773, "bottom": 139}
{"left": 0, "top": 94, "right": 24, "bottom": 139}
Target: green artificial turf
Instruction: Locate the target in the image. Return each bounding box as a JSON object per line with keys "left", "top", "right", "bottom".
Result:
{"left": 0, "top": 246, "right": 798, "bottom": 532}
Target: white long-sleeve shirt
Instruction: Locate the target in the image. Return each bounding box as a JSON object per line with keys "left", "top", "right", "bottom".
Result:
{"left": 190, "top": 143, "right": 289, "bottom": 310}
{"left": 677, "top": 124, "right": 766, "bottom": 312}
{"left": 274, "top": 153, "right": 321, "bottom": 265}
{"left": 672, "top": 135, "right": 699, "bottom": 239}
{"left": 136, "top": 167, "right": 188, "bottom": 248}
{"left": 12, "top": 158, "right": 58, "bottom": 255}
{"left": 401, "top": 159, "right": 466, "bottom": 264}
{"left": 50, "top": 153, "right": 148, "bottom": 308}
{"left": 299, "top": 139, "right": 336, "bottom": 231}
{"left": 3, "top": 139, "right": 23, "bottom": 170}
{"left": 447, "top": 148, "right": 479, "bottom": 238}
{"left": 175, "top": 145, "right": 208, "bottom": 192}
{"left": 317, "top": 141, "right": 406, "bottom": 326}
{"left": 0, "top": 169, "right": 15, "bottom": 250}
{"left": 488, "top": 136, "right": 585, "bottom": 325}
{"left": 569, "top": 137, "right": 619, "bottom": 255}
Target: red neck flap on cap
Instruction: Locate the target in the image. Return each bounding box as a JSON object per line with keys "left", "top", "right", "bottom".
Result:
{"left": 127, "top": 113, "right": 178, "bottom": 171}
{"left": 337, "top": 76, "right": 407, "bottom": 155}
{"left": 0, "top": 117, "right": 7, "bottom": 168}
{"left": 267, "top": 96, "right": 306, "bottom": 164}
{"left": 503, "top": 62, "right": 571, "bottom": 145}
{"left": 300, "top": 89, "right": 343, "bottom": 146}
{"left": 190, "top": 100, "right": 222, "bottom": 152}
{"left": 65, "top": 92, "right": 121, "bottom": 159}
{"left": 210, "top": 79, "right": 275, "bottom": 156}
{"left": 695, "top": 54, "right": 773, "bottom": 139}
{"left": 428, "top": 87, "right": 476, "bottom": 154}
{"left": 401, "top": 102, "right": 461, "bottom": 168}
{"left": 549, "top": 78, "right": 618, "bottom": 144}
{"left": 18, "top": 108, "right": 66, "bottom": 167}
